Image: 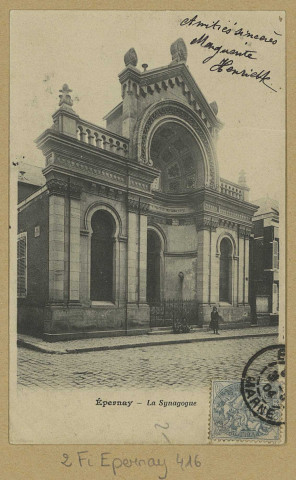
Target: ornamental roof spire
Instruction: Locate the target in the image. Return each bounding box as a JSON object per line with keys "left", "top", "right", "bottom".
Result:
{"left": 238, "top": 170, "right": 247, "bottom": 187}
{"left": 59, "top": 83, "right": 73, "bottom": 108}
{"left": 124, "top": 48, "right": 138, "bottom": 67}
{"left": 170, "top": 38, "right": 188, "bottom": 64}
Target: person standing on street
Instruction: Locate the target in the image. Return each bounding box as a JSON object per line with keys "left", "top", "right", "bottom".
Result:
{"left": 211, "top": 306, "right": 220, "bottom": 334}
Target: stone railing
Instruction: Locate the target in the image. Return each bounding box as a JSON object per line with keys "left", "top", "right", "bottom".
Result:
{"left": 220, "top": 178, "right": 245, "bottom": 200}
{"left": 76, "top": 119, "right": 129, "bottom": 158}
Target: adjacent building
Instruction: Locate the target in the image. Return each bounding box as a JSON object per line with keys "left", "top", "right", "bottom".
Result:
{"left": 249, "top": 196, "right": 280, "bottom": 325}
{"left": 17, "top": 39, "right": 258, "bottom": 340}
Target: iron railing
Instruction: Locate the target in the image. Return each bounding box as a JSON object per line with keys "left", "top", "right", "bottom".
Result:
{"left": 149, "top": 299, "right": 201, "bottom": 328}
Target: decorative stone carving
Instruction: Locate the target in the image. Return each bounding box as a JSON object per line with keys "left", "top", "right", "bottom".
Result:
{"left": 238, "top": 226, "right": 246, "bottom": 238}
{"left": 148, "top": 214, "right": 195, "bottom": 226}
{"left": 127, "top": 197, "right": 139, "bottom": 213}
{"left": 47, "top": 178, "right": 68, "bottom": 196}
{"left": 238, "top": 226, "right": 252, "bottom": 237}
{"left": 196, "top": 216, "right": 219, "bottom": 231}
{"left": 130, "top": 178, "right": 150, "bottom": 191}
{"left": 124, "top": 48, "right": 138, "bottom": 67}
{"left": 170, "top": 38, "right": 188, "bottom": 63}
{"left": 210, "top": 101, "right": 218, "bottom": 115}
{"left": 139, "top": 202, "right": 150, "bottom": 215}
{"left": 219, "top": 218, "right": 236, "bottom": 230}
{"left": 127, "top": 197, "right": 150, "bottom": 215}
{"left": 54, "top": 156, "right": 126, "bottom": 185}
{"left": 59, "top": 84, "right": 73, "bottom": 107}
{"left": 69, "top": 182, "right": 82, "bottom": 199}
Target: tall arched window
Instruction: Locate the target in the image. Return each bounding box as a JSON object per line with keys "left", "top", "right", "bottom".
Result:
{"left": 90, "top": 210, "right": 115, "bottom": 301}
{"left": 147, "top": 230, "right": 161, "bottom": 303}
{"left": 219, "top": 237, "right": 233, "bottom": 303}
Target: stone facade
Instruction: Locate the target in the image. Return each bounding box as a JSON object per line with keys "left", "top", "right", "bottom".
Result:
{"left": 17, "top": 40, "right": 258, "bottom": 340}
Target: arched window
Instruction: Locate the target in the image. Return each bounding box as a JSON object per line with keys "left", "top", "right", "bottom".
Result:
{"left": 90, "top": 210, "right": 115, "bottom": 301}
{"left": 149, "top": 121, "right": 205, "bottom": 193}
{"left": 219, "top": 238, "right": 233, "bottom": 303}
{"left": 147, "top": 230, "right": 161, "bottom": 303}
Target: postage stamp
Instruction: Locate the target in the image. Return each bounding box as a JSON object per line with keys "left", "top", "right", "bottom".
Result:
{"left": 210, "top": 381, "right": 281, "bottom": 443}
{"left": 210, "top": 344, "right": 285, "bottom": 442}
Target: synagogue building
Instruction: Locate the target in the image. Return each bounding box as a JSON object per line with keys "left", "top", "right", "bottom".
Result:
{"left": 17, "top": 39, "right": 258, "bottom": 340}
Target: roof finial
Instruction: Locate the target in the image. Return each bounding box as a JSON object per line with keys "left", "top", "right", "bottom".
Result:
{"left": 170, "top": 38, "right": 187, "bottom": 64}
{"left": 59, "top": 84, "right": 73, "bottom": 107}
{"left": 238, "top": 170, "right": 247, "bottom": 187}
{"left": 124, "top": 48, "right": 138, "bottom": 67}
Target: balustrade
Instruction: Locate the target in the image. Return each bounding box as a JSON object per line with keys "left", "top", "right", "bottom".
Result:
{"left": 220, "top": 178, "right": 244, "bottom": 200}
{"left": 75, "top": 120, "right": 129, "bottom": 158}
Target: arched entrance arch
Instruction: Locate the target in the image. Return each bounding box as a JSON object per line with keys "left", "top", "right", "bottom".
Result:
{"left": 90, "top": 210, "right": 115, "bottom": 301}
{"left": 133, "top": 100, "right": 219, "bottom": 190}
{"left": 149, "top": 120, "right": 206, "bottom": 193}
{"left": 85, "top": 203, "right": 121, "bottom": 304}
{"left": 219, "top": 237, "right": 233, "bottom": 303}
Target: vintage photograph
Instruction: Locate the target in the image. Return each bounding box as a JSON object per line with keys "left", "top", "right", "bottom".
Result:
{"left": 10, "top": 10, "right": 285, "bottom": 444}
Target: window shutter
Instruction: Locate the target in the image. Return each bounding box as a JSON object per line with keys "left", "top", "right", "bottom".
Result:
{"left": 273, "top": 240, "right": 279, "bottom": 270}
{"left": 264, "top": 226, "right": 274, "bottom": 269}
{"left": 17, "top": 234, "right": 27, "bottom": 298}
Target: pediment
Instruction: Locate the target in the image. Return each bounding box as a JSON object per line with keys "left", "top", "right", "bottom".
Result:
{"left": 119, "top": 62, "right": 223, "bottom": 131}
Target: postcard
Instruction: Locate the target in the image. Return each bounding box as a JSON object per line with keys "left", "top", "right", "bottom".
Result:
{"left": 9, "top": 10, "right": 285, "bottom": 451}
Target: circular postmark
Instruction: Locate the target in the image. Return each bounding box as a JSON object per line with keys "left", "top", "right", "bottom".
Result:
{"left": 241, "top": 344, "right": 285, "bottom": 426}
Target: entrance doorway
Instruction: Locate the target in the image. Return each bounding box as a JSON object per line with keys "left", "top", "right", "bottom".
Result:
{"left": 147, "top": 230, "right": 161, "bottom": 303}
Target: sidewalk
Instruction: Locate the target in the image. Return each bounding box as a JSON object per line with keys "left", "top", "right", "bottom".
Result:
{"left": 17, "top": 326, "right": 279, "bottom": 355}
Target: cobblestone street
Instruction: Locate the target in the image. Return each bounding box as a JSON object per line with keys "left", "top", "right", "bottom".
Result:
{"left": 18, "top": 334, "right": 278, "bottom": 390}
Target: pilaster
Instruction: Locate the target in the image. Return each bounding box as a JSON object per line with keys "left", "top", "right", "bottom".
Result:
{"left": 47, "top": 179, "right": 67, "bottom": 303}
{"left": 244, "top": 234, "right": 250, "bottom": 304}
{"left": 196, "top": 229, "right": 210, "bottom": 303}
{"left": 139, "top": 214, "right": 148, "bottom": 303}
{"left": 68, "top": 183, "right": 82, "bottom": 302}
{"left": 238, "top": 228, "right": 245, "bottom": 304}
{"left": 127, "top": 197, "right": 149, "bottom": 304}
{"left": 127, "top": 208, "right": 138, "bottom": 303}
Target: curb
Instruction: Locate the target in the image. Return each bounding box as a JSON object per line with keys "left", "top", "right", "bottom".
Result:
{"left": 17, "top": 332, "right": 278, "bottom": 355}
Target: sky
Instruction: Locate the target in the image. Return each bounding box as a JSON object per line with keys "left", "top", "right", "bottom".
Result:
{"left": 10, "top": 10, "right": 285, "bottom": 203}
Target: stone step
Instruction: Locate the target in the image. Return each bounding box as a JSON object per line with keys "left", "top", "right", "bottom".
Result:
{"left": 205, "top": 321, "right": 252, "bottom": 330}
{"left": 148, "top": 327, "right": 173, "bottom": 335}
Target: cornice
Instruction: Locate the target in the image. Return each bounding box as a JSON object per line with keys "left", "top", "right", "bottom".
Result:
{"left": 164, "top": 250, "right": 198, "bottom": 258}
{"left": 192, "top": 187, "right": 259, "bottom": 215}
{"left": 35, "top": 129, "right": 130, "bottom": 168}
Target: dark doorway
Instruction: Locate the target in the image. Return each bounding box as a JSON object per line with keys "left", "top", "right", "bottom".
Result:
{"left": 90, "top": 210, "right": 114, "bottom": 301}
{"left": 219, "top": 237, "right": 232, "bottom": 303}
{"left": 147, "top": 230, "right": 161, "bottom": 303}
